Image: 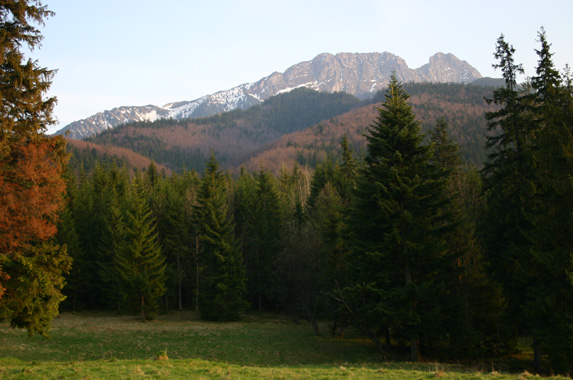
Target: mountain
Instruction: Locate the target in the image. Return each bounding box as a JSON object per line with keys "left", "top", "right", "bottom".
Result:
{"left": 55, "top": 52, "right": 482, "bottom": 139}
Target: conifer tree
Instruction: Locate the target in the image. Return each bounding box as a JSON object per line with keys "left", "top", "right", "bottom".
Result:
{"left": 67, "top": 167, "right": 100, "bottom": 307}
{"left": 161, "top": 171, "right": 199, "bottom": 310}
{"left": 522, "top": 29, "right": 573, "bottom": 372}
{"left": 479, "top": 30, "right": 573, "bottom": 372}
{"left": 274, "top": 219, "right": 324, "bottom": 335}
{"left": 234, "top": 169, "right": 258, "bottom": 309}
{"left": 114, "top": 174, "right": 166, "bottom": 320}
{"left": 161, "top": 179, "right": 184, "bottom": 309}
{"left": 237, "top": 168, "right": 283, "bottom": 310}
{"left": 56, "top": 178, "right": 85, "bottom": 310}
{"left": 479, "top": 34, "right": 540, "bottom": 359}
{"left": 339, "top": 134, "right": 358, "bottom": 199}
{"left": 344, "top": 76, "right": 451, "bottom": 361}
{"left": 307, "top": 135, "right": 358, "bottom": 287}
{"left": 178, "top": 169, "right": 202, "bottom": 311}
{"left": 430, "top": 118, "right": 507, "bottom": 360}
{"left": 195, "top": 152, "right": 247, "bottom": 320}
{"left": 0, "top": 1, "right": 71, "bottom": 336}
{"left": 98, "top": 186, "right": 127, "bottom": 310}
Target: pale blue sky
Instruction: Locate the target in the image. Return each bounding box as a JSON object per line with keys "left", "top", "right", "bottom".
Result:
{"left": 32, "top": 0, "right": 573, "bottom": 133}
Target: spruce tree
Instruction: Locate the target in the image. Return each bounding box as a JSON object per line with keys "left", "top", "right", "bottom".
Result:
{"left": 274, "top": 219, "right": 324, "bottom": 335}
{"left": 56, "top": 179, "right": 85, "bottom": 311}
{"left": 98, "top": 186, "right": 127, "bottom": 310}
{"left": 114, "top": 174, "right": 166, "bottom": 320}
{"left": 238, "top": 168, "right": 283, "bottom": 310}
{"left": 0, "top": 1, "right": 71, "bottom": 336}
{"left": 195, "top": 152, "right": 247, "bottom": 321}
{"left": 479, "top": 34, "right": 540, "bottom": 361}
{"left": 430, "top": 119, "right": 507, "bottom": 360}
{"left": 345, "top": 76, "right": 452, "bottom": 361}
{"left": 523, "top": 29, "right": 573, "bottom": 372}
{"left": 68, "top": 167, "right": 101, "bottom": 307}
{"left": 339, "top": 134, "right": 358, "bottom": 199}
{"left": 161, "top": 176, "right": 190, "bottom": 310}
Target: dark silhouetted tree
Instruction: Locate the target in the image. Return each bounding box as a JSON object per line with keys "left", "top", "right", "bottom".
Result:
{"left": 344, "top": 76, "right": 452, "bottom": 361}
{"left": 195, "top": 152, "right": 247, "bottom": 320}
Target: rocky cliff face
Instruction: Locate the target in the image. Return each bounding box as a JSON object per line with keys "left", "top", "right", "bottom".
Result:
{"left": 55, "top": 52, "right": 482, "bottom": 139}
{"left": 416, "top": 52, "right": 482, "bottom": 83}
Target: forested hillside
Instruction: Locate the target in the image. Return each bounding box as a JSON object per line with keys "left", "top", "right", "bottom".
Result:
{"left": 241, "top": 82, "right": 496, "bottom": 172}
{"left": 82, "top": 89, "right": 361, "bottom": 172}
{"left": 77, "top": 83, "right": 496, "bottom": 174}
{"left": 66, "top": 139, "right": 171, "bottom": 175}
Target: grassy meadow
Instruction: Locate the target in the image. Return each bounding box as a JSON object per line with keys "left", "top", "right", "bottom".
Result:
{"left": 0, "top": 311, "right": 567, "bottom": 379}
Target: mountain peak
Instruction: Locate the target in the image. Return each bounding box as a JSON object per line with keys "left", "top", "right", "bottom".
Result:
{"left": 55, "top": 52, "right": 482, "bottom": 139}
{"left": 417, "top": 52, "right": 481, "bottom": 83}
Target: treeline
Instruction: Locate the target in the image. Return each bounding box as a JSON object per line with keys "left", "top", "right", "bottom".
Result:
{"left": 55, "top": 31, "right": 573, "bottom": 373}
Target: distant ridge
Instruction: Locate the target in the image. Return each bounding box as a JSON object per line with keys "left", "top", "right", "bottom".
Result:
{"left": 54, "top": 52, "right": 482, "bottom": 140}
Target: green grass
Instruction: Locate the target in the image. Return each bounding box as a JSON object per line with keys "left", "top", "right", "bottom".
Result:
{"left": 0, "top": 311, "right": 568, "bottom": 379}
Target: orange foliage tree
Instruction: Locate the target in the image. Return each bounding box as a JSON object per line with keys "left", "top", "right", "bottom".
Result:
{"left": 0, "top": 1, "right": 71, "bottom": 336}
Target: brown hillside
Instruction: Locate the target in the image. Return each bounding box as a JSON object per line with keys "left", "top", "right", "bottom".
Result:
{"left": 237, "top": 105, "right": 374, "bottom": 173}
{"left": 66, "top": 138, "right": 171, "bottom": 175}
{"left": 239, "top": 92, "right": 496, "bottom": 174}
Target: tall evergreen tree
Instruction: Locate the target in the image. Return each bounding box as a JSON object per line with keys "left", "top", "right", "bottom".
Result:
{"left": 277, "top": 163, "right": 312, "bottom": 226}
{"left": 523, "top": 29, "right": 573, "bottom": 372}
{"left": 98, "top": 185, "right": 127, "bottom": 310}
{"left": 344, "top": 76, "right": 452, "bottom": 361}
{"left": 479, "top": 33, "right": 540, "bottom": 361}
{"left": 195, "top": 152, "right": 247, "bottom": 321}
{"left": 68, "top": 167, "right": 101, "bottom": 307}
{"left": 161, "top": 176, "right": 190, "bottom": 310}
{"left": 339, "top": 134, "right": 358, "bottom": 199}
{"left": 238, "top": 168, "right": 283, "bottom": 310}
{"left": 479, "top": 30, "right": 573, "bottom": 372}
{"left": 274, "top": 219, "right": 325, "bottom": 336}
{"left": 114, "top": 174, "right": 166, "bottom": 320}
{"left": 179, "top": 169, "right": 202, "bottom": 312}
{"left": 0, "top": 1, "right": 71, "bottom": 336}
{"left": 56, "top": 175, "right": 85, "bottom": 311}
{"left": 430, "top": 118, "right": 507, "bottom": 360}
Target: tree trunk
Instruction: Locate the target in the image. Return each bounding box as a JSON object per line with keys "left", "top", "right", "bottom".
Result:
{"left": 534, "top": 337, "right": 542, "bottom": 373}
{"left": 410, "top": 332, "right": 419, "bottom": 362}
{"left": 405, "top": 261, "right": 419, "bottom": 362}
{"left": 141, "top": 296, "right": 146, "bottom": 322}
{"left": 256, "top": 246, "right": 262, "bottom": 311}
{"left": 385, "top": 326, "right": 391, "bottom": 351}
{"left": 195, "top": 235, "right": 200, "bottom": 312}
{"left": 177, "top": 256, "right": 183, "bottom": 310}
{"left": 304, "top": 304, "right": 321, "bottom": 336}
{"left": 333, "top": 280, "right": 385, "bottom": 357}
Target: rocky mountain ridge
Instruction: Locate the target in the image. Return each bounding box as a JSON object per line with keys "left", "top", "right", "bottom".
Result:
{"left": 54, "top": 52, "right": 482, "bottom": 140}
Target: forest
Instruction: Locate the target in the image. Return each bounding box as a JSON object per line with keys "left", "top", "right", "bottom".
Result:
{"left": 1, "top": 1, "right": 573, "bottom": 376}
